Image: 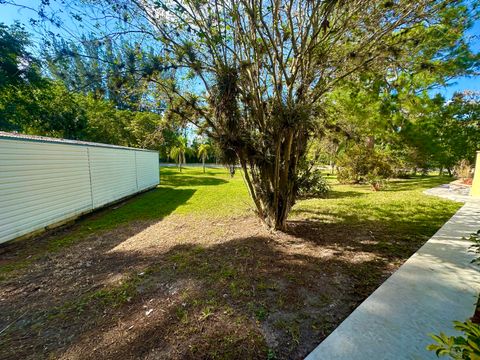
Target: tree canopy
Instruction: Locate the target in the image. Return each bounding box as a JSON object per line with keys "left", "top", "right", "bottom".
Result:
{"left": 91, "top": 0, "right": 479, "bottom": 229}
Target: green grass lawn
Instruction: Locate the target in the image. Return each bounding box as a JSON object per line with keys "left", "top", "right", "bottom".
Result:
{"left": 67, "top": 166, "right": 251, "bottom": 229}
{"left": 0, "top": 168, "right": 460, "bottom": 278}
{"left": 159, "top": 166, "right": 251, "bottom": 216}
{"left": 293, "top": 176, "right": 460, "bottom": 240}
{"left": 0, "top": 167, "right": 251, "bottom": 277}
{"left": 0, "top": 168, "right": 463, "bottom": 360}
{"left": 69, "top": 168, "right": 461, "bottom": 249}
{"left": 61, "top": 169, "right": 462, "bottom": 246}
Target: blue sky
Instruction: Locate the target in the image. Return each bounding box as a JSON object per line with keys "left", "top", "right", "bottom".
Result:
{"left": 434, "top": 19, "right": 480, "bottom": 97}
{"left": 1, "top": 1, "right": 479, "bottom": 99}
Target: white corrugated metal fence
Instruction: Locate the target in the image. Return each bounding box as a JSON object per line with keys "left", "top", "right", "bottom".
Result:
{"left": 0, "top": 133, "right": 159, "bottom": 244}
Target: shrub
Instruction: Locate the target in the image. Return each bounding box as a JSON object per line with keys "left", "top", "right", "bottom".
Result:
{"left": 466, "top": 230, "right": 480, "bottom": 266}
{"left": 393, "top": 169, "right": 411, "bottom": 179}
{"left": 427, "top": 320, "right": 480, "bottom": 359}
{"left": 336, "top": 144, "right": 393, "bottom": 188}
{"left": 297, "top": 168, "right": 330, "bottom": 198}
{"left": 336, "top": 166, "right": 358, "bottom": 184}
{"left": 336, "top": 145, "right": 371, "bottom": 184}
{"left": 454, "top": 160, "right": 473, "bottom": 181}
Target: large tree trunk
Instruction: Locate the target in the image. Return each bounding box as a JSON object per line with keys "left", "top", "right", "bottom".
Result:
{"left": 237, "top": 124, "right": 308, "bottom": 231}
{"left": 211, "top": 67, "right": 310, "bottom": 231}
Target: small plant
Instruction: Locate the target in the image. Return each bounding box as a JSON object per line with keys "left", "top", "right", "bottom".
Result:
{"left": 427, "top": 320, "right": 480, "bottom": 359}
{"left": 199, "top": 306, "right": 214, "bottom": 321}
{"left": 297, "top": 168, "right": 330, "bottom": 198}
{"left": 254, "top": 305, "right": 268, "bottom": 321}
{"left": 267, "top": 348, "right": 277, "bottom": 359}
{"left": 220, "top": 266, "right": 237, "bottom": 279}
{"left": 467, "top": 230, "right": 480, "bottom": 266}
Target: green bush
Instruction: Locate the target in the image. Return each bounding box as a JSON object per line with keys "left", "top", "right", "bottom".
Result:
{"left": 297, "top": 168, "right": 330, "bottom": 198}
{"left": 427, "top": 320, "right": 480, "bottom": 359}
{"left": 336, "top": 144, "right": 393, "bottom": 188}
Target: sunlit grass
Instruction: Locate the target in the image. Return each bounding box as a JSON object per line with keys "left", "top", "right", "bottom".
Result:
{"left": 44, "top": 167, "right": 251, "bottom": 251}
{"left": 0, "top": 169, "right": 460, "bottom": 279}
{"left": 292, "top": 175, "right": 461, "bottom": 244}
{"left": 159, "top": 166, "right": 252, "bottom": 216}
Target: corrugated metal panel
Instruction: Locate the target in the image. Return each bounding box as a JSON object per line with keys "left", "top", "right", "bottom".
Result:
{"left": 89, "top": 147, "right": 138, "bottom": 208}
{"left": 135, "top": 151, "right": 160, "bottom": 190}
{"left": 0, "top": 135, "right": 159, "bottom": 244}
{"left": 0, "top": 139, "right": 92, "bottom": 242}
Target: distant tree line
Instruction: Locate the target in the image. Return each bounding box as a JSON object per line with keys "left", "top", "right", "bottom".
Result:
{"left": 0, "top": 24, "right": 167, "bottom": 158}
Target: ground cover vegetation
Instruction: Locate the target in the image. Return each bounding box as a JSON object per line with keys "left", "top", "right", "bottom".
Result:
{"left": 0, "top": 167, "right": 461, "bottom": 359}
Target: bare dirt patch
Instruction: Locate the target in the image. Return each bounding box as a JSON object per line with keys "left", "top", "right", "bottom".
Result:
{"left": 0, "top": 214, "right": 429, "bottom": 359}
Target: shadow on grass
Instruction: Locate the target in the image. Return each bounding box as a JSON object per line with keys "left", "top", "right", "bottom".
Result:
{"left": 6, "top": 205, "right": 464, "bottom": 360}
{"left": 290, "top": 175, "right": 460, "bottom": 259}
{"left": 0, "top": 175, "right": 462, "bottom": 360}
{"left": 0, "top": 194, "right": 462, "bottom": 360}
{"left": 0, "top": 187, "right": 196, "bottom": 275}
{"left": 326, "top": 190, "right": 366, "bottom": 199}
{"left": 160, "top": 174, "right": 228, "bottom": 187}
{"left": 89, "top": 187, "right": 197, "bottom": 225}
{"left": 287, "top": 196, "right": 459, "bottom": 260}
{"left": 0, "top": 234, "right": 386, "bottom": 360}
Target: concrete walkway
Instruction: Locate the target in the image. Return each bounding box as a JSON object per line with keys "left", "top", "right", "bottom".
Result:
{"left": 423, "top": 183, "right": 478, "bottom": 204}
{"left": 306, "top": 187, "right": 480, "bottom": 360}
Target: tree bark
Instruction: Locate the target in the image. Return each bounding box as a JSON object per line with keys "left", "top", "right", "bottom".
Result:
{"left": 237, "top": 122, "right": 308, "bottom": 231}
{"left": 330, "top": 160, "right": 335, "bottom": 175}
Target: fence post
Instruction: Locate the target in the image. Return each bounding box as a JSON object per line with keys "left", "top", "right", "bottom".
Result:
{"left": 134, "top": 151, "right": 139, "bottom": 191}
{"left": 87, "top": 147, "right": 94, "bottom": 208}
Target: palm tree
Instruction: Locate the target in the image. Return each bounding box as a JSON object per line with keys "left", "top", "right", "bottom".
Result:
{"left": 170, "top": 136, "right": 188, "bottom": 172}
{"left": 197, "top": 143, "right": 211, "bottom": 173}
